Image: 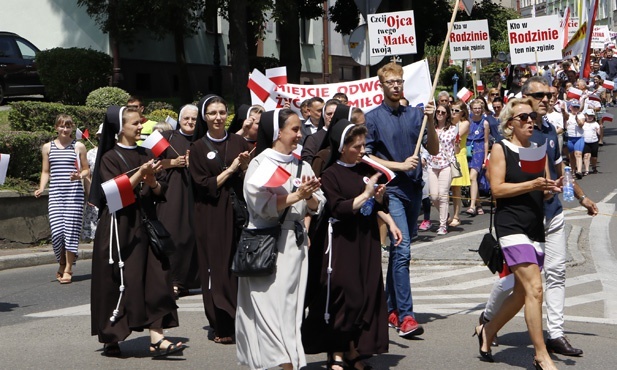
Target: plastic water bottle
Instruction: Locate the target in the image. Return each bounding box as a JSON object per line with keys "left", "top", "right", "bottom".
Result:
{"left": 360, "top": 197, "right": 375, "bottom": 216}
{"left": 563, "top": 166, "right": 575, "bottom": 202}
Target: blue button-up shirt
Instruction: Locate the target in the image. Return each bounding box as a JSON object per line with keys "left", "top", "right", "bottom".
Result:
{"left": 365, "top": 103, "right": 427, "bottom": 201}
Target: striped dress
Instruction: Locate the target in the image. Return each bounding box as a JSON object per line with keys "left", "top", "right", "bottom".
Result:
{"left": 48, "top": 140, "right": 84, "bottom": 261}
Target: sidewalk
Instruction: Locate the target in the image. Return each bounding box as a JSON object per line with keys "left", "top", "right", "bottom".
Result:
{"left": 0, "top": 222, "right": 584, "bottom": 271}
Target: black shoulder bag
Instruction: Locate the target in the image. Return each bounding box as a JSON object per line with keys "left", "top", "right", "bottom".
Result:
{"left": 114, "top": 150, "right": 175, "bottom": 264}
{"left": 474, "top": 198, "right": 504, "bottom": 274}
{"left": 231, "top": 159, "right": 303, "bottom": 277}
{"left": 202, "top": 136, "right": 248, "bottom": 229}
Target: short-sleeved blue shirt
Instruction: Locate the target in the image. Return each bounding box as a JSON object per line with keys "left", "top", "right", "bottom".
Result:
{"left": 531, "top": 117, "right": 563, "bottom": 220}
{"left": 365, "top": 103, "right": 425, "bottom": 201}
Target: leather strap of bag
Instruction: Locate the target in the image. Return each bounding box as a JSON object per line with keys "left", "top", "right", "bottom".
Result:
{"left": 488, "top": 195, "right": 494, "bottom": 235}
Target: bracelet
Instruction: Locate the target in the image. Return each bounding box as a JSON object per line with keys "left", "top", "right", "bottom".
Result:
{"left": 305, "top": 194, "right": 313, "bottom": 200}
{"left": 578, "top": 195, "right": 586, "bottom": 203}
{"left": 152, "top": 182, "right": 160, "bottom": 190}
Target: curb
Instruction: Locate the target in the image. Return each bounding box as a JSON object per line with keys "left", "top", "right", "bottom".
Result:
{"left": 0, "top": 248, "right": 92, "bottom": 271}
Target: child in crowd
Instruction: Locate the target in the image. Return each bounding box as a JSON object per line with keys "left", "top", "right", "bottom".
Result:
{"left": 582, "top": 109, "right": 601, "bottom": 175}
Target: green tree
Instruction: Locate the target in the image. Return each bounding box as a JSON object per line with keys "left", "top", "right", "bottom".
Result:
{"left": 456, "top": 0, "right": 520, "bottom": 48}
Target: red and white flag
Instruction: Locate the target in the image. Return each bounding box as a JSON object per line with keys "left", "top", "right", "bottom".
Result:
{"left": 519, "top": 141, "right": 547, "bottom": 174}
{"left": 101, "top": 174, "right": 135, "bottom": 213}
{"left": 361, "top": 155, "right": 397, "bottom": 183}
{"left": 477, "top": 80, "right": 484, "bottom": 94}
{"left": 601, "top": 113, "right": 614, "bottom": 124}
{"left": 141, "top": 130, "right": 170, "bottom": 157}
{"left": 588, "top": 94, "right": 602, "bottom": 103}
{"left": 0, "top": 153, "right": 10, "bottom": 185}
{"left": 602, "top": 79, "right": 614, "bottom": 90}
{"left": 292, "top": 144, "right": 302, "bottom": 160}
{"left": 247, "top": 157, "right": 292, "bottom": 188}
{"left": 248, "top": 69, "right": 277, "bottom": 103}
{"left": 566, "top": 87, "right": 582, "bottom": 100}
{"left": 457, "top": 87, "right": 473, "bottom": 103}
{"left": 165, "top": 115, "right": 178, "bottom": 130}
{"left": 266, "top": 66, "right": 288, "bottom": 86}
{"left": 75, "top": 128, "right": 89, "bottom": 140}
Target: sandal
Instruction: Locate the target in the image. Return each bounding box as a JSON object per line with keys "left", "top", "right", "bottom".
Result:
{"left": 173, "top": 286, "right": 179, "bottom": 300}
{"left": 59, "top": 271, "right": 73, "bottom": 284}
{"left": 327, "top": 353, "right": 345, "bottom": 370}
{"left": 448, "top": 218, "right": 461, "bottom": 227}
{"left": 103, "top": 342, "right": 122, "bottom": 357}
{"left": 344, "top": 355, "right": 373, "bottom": 370}
{"left": 465, "top": 208, "right": 476, "bottom": 216}
{"left": 213, "top": 336, "right": 234, "bottom": 345}
{"left": 476, "top": 207, "right": 485, "bottom": 215}
{"left": 56, "top": 264, "right": 66, "bottom": 282}
{"left": 150, "top": 338, "right": 187, "bottom": 357}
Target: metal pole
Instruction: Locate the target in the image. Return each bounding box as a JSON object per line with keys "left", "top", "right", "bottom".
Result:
{"left": 365, "top": 0, "right": 370, "bottom": 78}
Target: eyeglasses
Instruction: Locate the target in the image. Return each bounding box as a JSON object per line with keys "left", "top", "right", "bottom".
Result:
{"left": 509, "top": 112, "right": 538, "bottom": 122}
{"left": 527, "top": 92, "right": 552, "bottom": 100}
{"left": 436, "top": 110, "right": 447, "bottom": 115}
{"left": 205, "top": 110, "right": 228, "bottom": 118}
{"left": 490, "top": 93, "right": 500, "bottom": 96}
{"left": 382, "top": 79, "right": 404, "bottom": 87}
{"left": 451, "top": 108, "right": 462, "bottom": 113}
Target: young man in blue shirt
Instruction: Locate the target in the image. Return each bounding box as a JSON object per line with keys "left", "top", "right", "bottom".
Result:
{"left": 365, "top": 62, "right": 439, "bottom": 338}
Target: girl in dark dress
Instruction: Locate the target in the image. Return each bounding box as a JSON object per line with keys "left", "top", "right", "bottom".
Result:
{"left": 89, "top": 106, "right": 186, "bottom": 358}
{"left": 157, "top": 104, "right": 199, "bottom": 298}
{"left": 189, "top": 95, "right": 251, "bottom": 344}
{"left": 302, "top": 122, "right": 402, "bottom": 370}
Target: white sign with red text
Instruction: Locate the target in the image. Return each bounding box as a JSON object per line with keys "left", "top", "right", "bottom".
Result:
{"left": 367, "top": 10, "right": 417, "bottom": 57}
{"left": 507, "top": 15, "right": 562, "bottom": 65}
{"left": 250, "top": 60, "right": 433, "bottom": 114}
{"left": 591, "top": 25, "right": 611, "bottom": 49}
{"left": 449, "top": 20, "right": 491, "bottom": 60}
{"left": 567, "top": 17, "right": 579, "bottom": 45}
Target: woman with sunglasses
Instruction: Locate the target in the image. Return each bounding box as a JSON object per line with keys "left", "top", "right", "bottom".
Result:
{"left": 427, "top": 105, "right": 458, "bottom": 235}
{"left": 449, "top": 100, "right": 471, "bottom": 227}
{"left": 474, "top": 98, "right": 559, "bottom": 370}
{"left": 465, "top": 99, "right": 490, "bottom": 216}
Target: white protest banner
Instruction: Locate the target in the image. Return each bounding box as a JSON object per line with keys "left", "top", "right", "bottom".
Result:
{"left": 250, "top": 60, "right": 433, "bottom": 114}
{"left": 591, "top": 25, "right": 611, "bottom": 49}
{"left": 367, "top": 10, "right": 417, "bottom": 57}
{"left": 567, "top": 17, "right": 579, "bottom": 45}
{"left": 449, "top": 19, "right": 491, "bottom": 60}
{"left": 563, "top": 22, "right": 586, "bottom": 59}
{"left": 507, "top": 15, "right": 562, "bottom": 65}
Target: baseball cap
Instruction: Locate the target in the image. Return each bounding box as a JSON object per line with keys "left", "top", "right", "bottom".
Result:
{"left": 570, "top": 100, "right": 581, "bottom": 107}
{"left": 584, "top": 108, "right": 595, "bottom": 115}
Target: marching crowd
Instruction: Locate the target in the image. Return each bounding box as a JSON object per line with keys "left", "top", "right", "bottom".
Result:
{"left": 33, "top": 55, "right": 607, "bottom": 369}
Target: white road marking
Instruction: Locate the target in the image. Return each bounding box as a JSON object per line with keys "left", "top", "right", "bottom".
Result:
{"left": 589, "top": 202, "right": 617, "bottom": 319}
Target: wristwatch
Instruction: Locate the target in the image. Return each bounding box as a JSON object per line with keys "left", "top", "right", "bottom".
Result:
{"left": 578, "top": 195, "right": 586, "bottom": 204}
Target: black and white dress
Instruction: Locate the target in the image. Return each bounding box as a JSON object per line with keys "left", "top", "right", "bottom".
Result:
{"left": 48, "top": 140, "right": 84, "bottom": 261}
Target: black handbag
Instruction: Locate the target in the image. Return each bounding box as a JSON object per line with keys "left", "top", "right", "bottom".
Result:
{"left": 475, "top": 198, "right": 504, "bottom": 274}
{"left": 143, "top": 217, "right": 176, "bottom": 260}
{"left": 231, "top": 159, "right": 303, "bottom": 277}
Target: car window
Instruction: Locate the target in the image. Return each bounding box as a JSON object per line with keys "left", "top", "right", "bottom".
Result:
{"left": 15, "top": 39, "right": 38, "bottom": 60}
{"left": 0, "top": 37, "right": 19, "bottom": 58}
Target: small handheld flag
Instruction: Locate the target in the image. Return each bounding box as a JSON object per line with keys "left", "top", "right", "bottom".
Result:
{"left": 141, "top": 130, "right": 171, "bottom": 157}
{"left": 102, "top": 174, "right": 135, "bottom": 213}
{"left": 247, "top": 158, "right": 291, "bottom": 188}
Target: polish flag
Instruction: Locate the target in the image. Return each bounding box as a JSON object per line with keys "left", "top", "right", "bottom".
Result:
{"left": 361, "top": 155, "right": 397, "bottom": 183}
{"left": 602, "top": 79, "right": 614, "bottom": 90}
{"left": 141, "top": 130, "right": 170, "bottom": 157}
{"left": 601, "top": 113, "right": 614, "bottom": 124}
{"left": 292, "top": 144, "right": 302, "bottom": 160}
{"left": 75, "top": 128, "right": 89, "bottom": 140}
{"left": 588, "top": 94, "right": 602, "bottom": 103}
{"left": 266, "top": 66, "right": 288, "bottom": 86}
{"left": 101, "top": 174, "right": 135, "bottom": 213}
{"left": 247, "top": 157, "right": 291, "bottom": 188}
{"left": 477, "top": 80, "right": 484, "bottom": 93}
{"left": 503, "top": 90, "right": 510, "bottom": 103}
{"left": 566, "top": 87, "right": 582, "bottom": 100}
{"left": 165, "top": 115, "right": 178, "bottom": 130}
{"left": 0, "top": 153, "right": 10, "bottom": 185}
{"left": 457, "top": 87, "right": 473, "bottom": 103}
{"left": 518, "top": 141, "right": 547, "bottom": 174}
{"left": 74, "top": 155, "right": 81, "bottom": 172}
{"left": 247, "top": 69, "right": 277, "bottom": 103}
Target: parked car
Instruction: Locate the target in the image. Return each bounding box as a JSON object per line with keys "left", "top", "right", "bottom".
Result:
{"left": 0, "top": 32, "right": 45, "bottom": 104}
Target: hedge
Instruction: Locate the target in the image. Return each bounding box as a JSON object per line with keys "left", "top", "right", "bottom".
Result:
{"left": 36, "top": 47, "right": 112, "bottom": 105}
{"left": 9, "top": 101, "right": 105, "bottom": 133}
{"left": 86, "top": 87, "right": 131, "bottom": 110}
{"left": 0, "top": 131, "right": 53, "bottom": 183}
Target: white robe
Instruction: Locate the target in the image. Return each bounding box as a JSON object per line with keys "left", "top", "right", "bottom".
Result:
{"left": 236, "top": 149, "right": 326, "bottom": 370}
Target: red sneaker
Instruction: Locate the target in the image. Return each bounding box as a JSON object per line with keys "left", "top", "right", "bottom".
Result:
{"left": 388, "top": 310, "right": 399, "bottom": 329}
{"left": 399, "top": 315, "right": 424, "bottom": 338}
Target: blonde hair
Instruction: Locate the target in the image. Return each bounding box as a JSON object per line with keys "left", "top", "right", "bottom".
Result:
{"left": 377, "top": 62, "right": 403, "bottom": 83}
{"left": 498, "top": 97, "right": 534, "bottom": 140}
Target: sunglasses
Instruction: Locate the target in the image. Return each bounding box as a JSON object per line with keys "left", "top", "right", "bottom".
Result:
{"left": 527, "top": 92, "right": 552, "bottom": 100}
{"left": 490, "top": 93, "right": 500, "bottom": 96}
{"left": 451, "top": 108, "right": 462, "bottom": 113}
{"left": 436, "top": 110, "right": 447, "bottom": 115}
{"left": 509, "top": 112, "right": 538, "bottom": 121}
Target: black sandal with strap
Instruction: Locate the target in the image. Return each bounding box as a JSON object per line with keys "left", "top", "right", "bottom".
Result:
{"left": 344, "top": 355, "right": 373, "bottom": 370}
{"left": 150, "top": 338, "right": 186, "bottom": 358}
{"left": 327, "top": 353, "right": 346, "bottom": 370}
{"left": 103, "top": 343, "right": 121, "bottom": 357}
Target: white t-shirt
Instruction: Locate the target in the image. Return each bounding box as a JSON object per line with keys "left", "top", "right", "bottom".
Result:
{"left": 583, "top": 121, "right": 600, "bottom": 143}
{"left": 545, "top": 111, "right": 564, "bottom": 133}
{"left": 566, "top": 113, "right": 584, "bottom": 137}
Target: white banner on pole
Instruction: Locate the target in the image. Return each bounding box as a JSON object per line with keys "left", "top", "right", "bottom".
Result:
{"left": 367, "top": 10, "right": 417, "bottom": 57}
{"left": 591, "top": 25, "right": 611, "bottom": 49}
{"left": 250, "top": 60, "right": 433, "bottom": 114}
{"left": 449, "top": 20, "right": 491, "bottom": 60}
{"left": 507, "top": 15, "right": 562, "bottom": 65}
